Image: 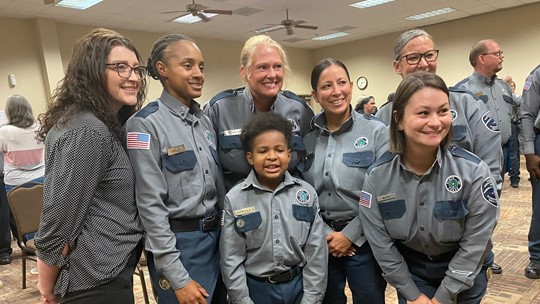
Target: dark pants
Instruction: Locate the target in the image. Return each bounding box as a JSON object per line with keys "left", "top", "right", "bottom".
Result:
{"left": 528, "top": 135, "right": 540, "bottom": 260}
{"left": 396, "top": 248, "right": 493, "bottom": 304}
{"left": 59, "top": 241, "right": 142, "bottom": 303}
{"left": 246, "top": 273, "right": 303, "bottom": 304}
{"left": 323, "top": 242, "right": 386, "bottom": 304}
{"left": 146, "top": 228, "right": 224, "bottom": 304}
{"left": 0, "top": 177, "right": 12, "bottom": 257}
{"left": 506, "top": 123, "right": 521, "bottom": 184}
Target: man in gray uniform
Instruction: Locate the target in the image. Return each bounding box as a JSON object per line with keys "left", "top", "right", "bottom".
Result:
{"left": 376, "top": 30, "right": 503, "bottom": 192}
{"left": 519, "top": 64, "right": 540, "bottom": 279}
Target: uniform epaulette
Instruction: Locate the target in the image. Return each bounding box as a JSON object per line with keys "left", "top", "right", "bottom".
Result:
{"left": 282, "top": 90, "right": 310, "bottom": 108}
{"left": 454, "top": 78, "right": 469, "bottom": 88}
{"left": 207, "top": 87, "right": 244, "bottom": 107}
{"left": 449, "top": 87, "right": 482, "bottom": 101}
{"left": 367, "top": 150, "right": 395, "bottom": 174}
{"left": 448, "top": 145, "right": 481, "bottom": 165}
{"left": 135, "top": 101, "right": 159, "bottom": 118}
{"left": 531, "top": 64, "right": 540, "bottom": 75}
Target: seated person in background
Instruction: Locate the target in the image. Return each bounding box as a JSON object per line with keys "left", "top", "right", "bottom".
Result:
{"left": 220, "top": 112, "right": 327, "bottom": 304}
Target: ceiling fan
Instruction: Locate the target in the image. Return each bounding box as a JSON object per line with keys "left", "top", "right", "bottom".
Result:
{"left": 252, "top": 9, "right": 318, "bottom": 35}
{"left": 161, "top": 0, "right": 233, "bottom": 22}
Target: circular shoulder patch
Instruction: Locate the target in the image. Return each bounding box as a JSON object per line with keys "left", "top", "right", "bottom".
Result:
{"left": 481, "top": 112, "right": 500, "bottom": 133}
{"left": 205, "top": 130, "right": 215, "bottom": 144}
{"left": 445, "top": 175, "right": 462, "bottom": 193}
{"left": 451, "top": 109, "right": 458, "bottom": 121}
{"left": 296, "top": 189, "right": 311, "bottom": 205}
{"left": 354, "top": 137, "right": 369, "bottom": 148}
{"left": 482, "top": 177, "right": 498, "bottom": 206}
{"left": 288, "top": 119, "right": 299, "bottom": 132}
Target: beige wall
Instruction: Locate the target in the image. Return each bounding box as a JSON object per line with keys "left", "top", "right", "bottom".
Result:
{"left": 0, "top": 2, "right": 539, "bottom": 116}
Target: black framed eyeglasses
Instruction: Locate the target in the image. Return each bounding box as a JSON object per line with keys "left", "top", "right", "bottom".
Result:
{"left": 106, "top": 63, "right": 148, "bottom": 79}
{"left": 398, "top": 50, "right": 439, "bottom": 65}
{"left": 482, "top": 51, "right": 504, "bottom": 58}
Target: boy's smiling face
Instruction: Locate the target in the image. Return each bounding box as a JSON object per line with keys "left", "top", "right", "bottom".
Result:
{"left": 246, "top": 130, "right": 291, "bottom": 190}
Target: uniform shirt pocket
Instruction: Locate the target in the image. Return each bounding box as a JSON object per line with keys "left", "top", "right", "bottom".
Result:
{"left": 290, "top": 135, "right": 306, "bottom": 152}
{"left": 234, "top": 212, "right": 264, "bottom": 250}
{"left": 162, "top": 150, "right": 197, "bottom": 173}
{"left": 297, "top": 153, "right": 314, "bottom": 173}
{"left": 378, "top": 199, "right": 408, "bottom": 240}
{"left": 292, "top": 205, "right": 315, "bottom": 247}
{"left": 503, "top": 95, "right": 514, "bottom": 104}
{"left": 433, "top": 200, "right": 469, "bottom": 242}
{"left": 452, "top": 125, "right": 467, "bottom": 142}
{"left": 209, "top": 146, "right": 218, "bottom": 164}
{"left": 219, "top": 134, "right": 242, "bottom": 150}
{"left": 342, "top": 151, "right": 375, "bottom": 168}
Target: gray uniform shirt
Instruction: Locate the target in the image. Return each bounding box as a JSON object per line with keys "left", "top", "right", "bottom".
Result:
{"left": 376, "top": 90, "right": 503, "bottom": 190}
{"left": 205, "top": 86, "right": 314, "bottom": 190}
{"left": 520, "top": 64, "right": 540, "bottom": 155}
{"left": 359, "top": 146, "right": 499, "bottom": 304}
{"left": 455, "top": 71, "right": 513, "bottom": 146}
{"left": 125, "top": 90, "right": 224, "bottom": 290}
{"left": 302, "top": 110, "right": 388, "bottom": 246}
{"left": 220, "top": 170, "right": 327, "bottom": 304}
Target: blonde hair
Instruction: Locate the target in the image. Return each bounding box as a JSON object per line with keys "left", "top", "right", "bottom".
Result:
{"left": 240, "top": 35, "right": 289, "bottom": 80}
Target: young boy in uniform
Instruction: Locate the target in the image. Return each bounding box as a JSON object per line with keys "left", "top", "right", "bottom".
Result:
{"left": 219, "top": 112, "right": 327, "bottom": 304}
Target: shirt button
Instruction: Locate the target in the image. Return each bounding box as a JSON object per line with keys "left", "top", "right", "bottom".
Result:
{"left": 275, "top": 239, "right": 280, "bottom": 243}
{"left": 325, "top": 172, "right": 329, "bottom": 176}
{"left": 275, "top": 215, "right": 279, "bottom": 219}
{"left": 327, "top": 193, "right": 331, "bottom": 196}
{"left": 199, "top": 147, "right": 203, "bottom": 151}
{"left": 420, "top": 226, "right": 425, "bottom": 231}
{"left": 327, "top": 154, "right": 332, "bottom": 157}
{"left": 205, "top": 170, "right": 209, "bottom": 174}
{"left": 420, "top": 202, "right": 425, "bottom": 206}
{"left": 326, "top": 212, "right": 330, "bottom": 216}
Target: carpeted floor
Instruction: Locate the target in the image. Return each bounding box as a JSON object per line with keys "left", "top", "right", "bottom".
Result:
{"left": 1, "top": 157, "right": 539, "bottom": 303}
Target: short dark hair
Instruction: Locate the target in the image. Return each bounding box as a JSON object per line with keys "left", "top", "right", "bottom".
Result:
{"left": 241, "top": 112, "right": 292, "bottom": 152}
{"left": 147, "top": 34, "right": 195, "bottom": 83}
{"left": 310, "top": 58, "right": 350, "bottom": 91}
{"left": 390, "top": 71, "right": 452, "bottom": 154}
{"left": 469, "top": 40, "right": 489, "bottom": 67}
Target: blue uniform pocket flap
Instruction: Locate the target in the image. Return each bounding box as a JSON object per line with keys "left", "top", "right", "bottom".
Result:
{"left": 297, "top": 153, "right": 314, "bottom": 173}
{"left": 234, "top": 212, "right": 262, "bottom": 234}
{"left": 292, "top": 205, "right": 315, "bottom": 223}
{"left": 453, "top": 125, "right": 467, "bottom": 141}
{"left": 379, "top": 199, "right": 406, "bottom": 220}
{"left": 219, "top": 134, "right": 242, "bottom": 149}
{"left": 503, "top": 95, "right": 514, "bottom": 104}
{"left": 210, "top": 146, "right": 218, "bottom": 164}
{"left": 291, "top": 135, "right": 305, "bottom": 151}
{"left": 162, "top": 150, "right": 197, "bottom": 173}
{"left": 433, "top": 200, "right": 469, "bottom": 220}
{"left": 478, "top": 95, "right": 488, "bottom": 103}
{"left": 342, "top": 151, "right": 375, "bottom": 168}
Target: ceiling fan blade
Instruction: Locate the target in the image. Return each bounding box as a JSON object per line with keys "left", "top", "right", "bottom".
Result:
{"left": 294, "top": 24, "right": 318, "bottom": 30}
{"left": 251, "top": 25, "right": 284, "bottom": 34}
{"left": 203, "top": 9, "right": 233, "bottom": 15}
{"left": 161, "top": 10, "right": 186, "bottom": 14}
{"left": 197, "top": 12, "right": 211, "bottom": 22}
{"left": 286, "top": 26, "right": 294, "bottom": 35}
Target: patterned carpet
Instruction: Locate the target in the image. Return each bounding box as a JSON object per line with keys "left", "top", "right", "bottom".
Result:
{"left": 1, "top": 157, "right": 539, "bottom": 303}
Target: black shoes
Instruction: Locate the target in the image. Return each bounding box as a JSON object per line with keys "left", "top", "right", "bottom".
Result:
{"left": 0, "top": 255, "right": 11, "bottom": 265}
{"left": 525, "top": 261, "right": 540, "bottom": 279}
{"left": 491, "top": 262, "right": 503, "bottom": 274}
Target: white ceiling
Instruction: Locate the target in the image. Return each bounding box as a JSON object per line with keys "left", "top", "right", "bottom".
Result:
{"left": 0, "top": 0, "right": 538, "bottom": 49}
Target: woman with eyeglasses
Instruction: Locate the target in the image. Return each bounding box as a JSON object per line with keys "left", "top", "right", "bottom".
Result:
{"left": 35, "top": 28, "right": 147, "bottom": 304}
{"left": 125, "top": 34, "right": 226, "bottom": 304}
{"left": 360, "top": 71, "right": 498, "bottom": 304}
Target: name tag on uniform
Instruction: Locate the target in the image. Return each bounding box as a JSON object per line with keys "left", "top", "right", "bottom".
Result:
{"left": 224, "top": 129, "right": 242, "bottom": 136}
{"left": 234, "top": 206, "right": 256, "bottom": 216}
{"left": 167, "top": 145, "right": 185, "bottom": 156}
{"left": 377, "top": 193, "right": 397, "bottom": 202}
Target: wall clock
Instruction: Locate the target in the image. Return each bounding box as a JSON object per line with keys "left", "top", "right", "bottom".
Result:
{"left": 357, "top": 76, "right": 368, "bottom": 90}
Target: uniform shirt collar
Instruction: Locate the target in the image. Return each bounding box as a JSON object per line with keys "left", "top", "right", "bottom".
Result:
{"left": 472, "top": 71, "right": 497, "bottom": 86}
{"left": 241, "top": 86, "right": 283, "bottom": 113}
{"left": 159, "top": 90, "right": 203, "bottom": 122}
{"left": 311, "top": 105, "right": 354, "bottom": 135}
{"left": 397, "top": 146, "right": 443, "bottom": 177}
{"left": 241, "top": 169, "right": 298, "bottom": 192}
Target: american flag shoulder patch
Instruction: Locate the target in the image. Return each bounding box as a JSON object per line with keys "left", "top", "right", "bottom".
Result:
{"left": 524, "top": 81, "right": 532, "bottom": 91}
{"left": 359, "top": 191, "right": 372, "bottom": 208}
{"left": 127, "top": 132, "right": 150, "bottom": 150}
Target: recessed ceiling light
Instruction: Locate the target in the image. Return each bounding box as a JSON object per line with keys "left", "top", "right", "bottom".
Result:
{"left": 312, "top": 32, "right": 350, "bottom": 41}
{"left": 54, "top": 0, "right": 102, "bottom": 10}
{"left": 172, "top": 13, "right": 218, "bottom": 24}
{"left": 349, "top": 0, "right": 394, "bottom": 9}
{"left": 405, "top": 7, "right": 456, "bottom": 20}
